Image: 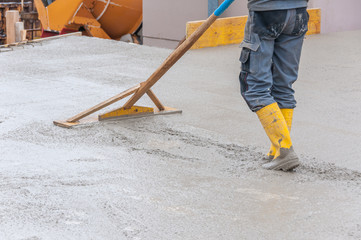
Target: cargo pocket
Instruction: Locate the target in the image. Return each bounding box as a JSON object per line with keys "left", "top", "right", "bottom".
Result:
{"left": 239, "top": 37, "right": 260, "bottom": 74}
{"left": 240, "top": 48, "right": 251, "bottom": 72}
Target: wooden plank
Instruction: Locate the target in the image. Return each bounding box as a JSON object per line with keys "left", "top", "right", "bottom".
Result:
{"left": 5, "top": 10, "right": 20, "bottom": 44}
{"left": 54, "top": 107, "right": 182, "bottom": 128}
{"left": 0, "top": 40, "right": 27, "bottom": 49}
{"left": 66, "top": 84, "right": 140, "bottom": 123}
{"left": 146, "top": 89, "right": 165, "bottom": 111}
{"left": 29, "top": 31, "right": 82, "bottom": 43}
{"left": 20, "top": 12, "right": 39, "bottom": 20}
{"left": 122, "top": 13, "right": 219, "bottom": 109}
{"left": 54, "top": 116, "right": 98, "bottom": 128}
{"left": 186, "top": 8, "right": 321, "bottom": 50}
{"left": 0, "top": 32, "right": 81, "bottom": 48}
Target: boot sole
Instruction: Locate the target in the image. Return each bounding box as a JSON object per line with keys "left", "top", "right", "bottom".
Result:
{"left": 262, "top": 155, "right": 273, "bottom": 162}
{"left": 269, "top": 159, "right": 300, "bottom": 172}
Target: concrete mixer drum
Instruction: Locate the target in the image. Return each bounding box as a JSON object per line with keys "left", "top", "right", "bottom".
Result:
{"left": 34, "top": 0, "right": 142, "bottom": 41}
{"left": 90, "top": 0, "right": 142, "bottom": 39}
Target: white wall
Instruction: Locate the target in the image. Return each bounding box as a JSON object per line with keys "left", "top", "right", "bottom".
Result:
{"left": 143, "top": 0, "right": 208, "bottom": 48}
{"left": 309, "top": 0, "right": 361, "bottom": 33}
{"left": 143, "top": 0, "right": 361, "bottom": 48}
{"left": 221, "top": 0, "right": 248, "bottom": 18}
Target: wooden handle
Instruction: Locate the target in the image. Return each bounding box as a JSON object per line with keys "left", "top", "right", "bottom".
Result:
{"left": 123, "top": 13, "right": 219, "bottom": 109}
{"left": 123, "top": 0, "right": 235, "bottom": 109}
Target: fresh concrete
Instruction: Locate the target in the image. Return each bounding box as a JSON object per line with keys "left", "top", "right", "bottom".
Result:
{"left": 1, "top": 31, "right": 361, "bottom": 239}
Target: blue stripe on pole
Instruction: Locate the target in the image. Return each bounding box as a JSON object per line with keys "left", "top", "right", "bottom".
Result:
{"left": 208, "top": 0, "right": 219, "bottom": 17}
{"left": 214, "top": 0, "right": 235, "bottom": 16}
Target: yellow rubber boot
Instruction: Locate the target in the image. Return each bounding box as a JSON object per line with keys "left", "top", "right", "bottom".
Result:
{"left": 267, "top": 108, "right": 294, "bottom": 159}
{"left": 256, "top": 103, "right": 299, "bottom": 171}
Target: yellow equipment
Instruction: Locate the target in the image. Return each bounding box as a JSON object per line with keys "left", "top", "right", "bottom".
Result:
{"left": 34, "top": 0, "right": 142, "bottom": 40}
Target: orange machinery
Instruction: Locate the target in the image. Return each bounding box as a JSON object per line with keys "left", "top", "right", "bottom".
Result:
{"left": 34, "top": 0, "right": 142, "bottom": 40}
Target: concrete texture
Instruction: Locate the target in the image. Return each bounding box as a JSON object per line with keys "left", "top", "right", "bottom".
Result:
{"left": 1, "top": 31, "right": 361, "bottom": 239}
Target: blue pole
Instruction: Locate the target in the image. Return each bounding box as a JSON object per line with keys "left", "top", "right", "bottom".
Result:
{"left": 208, "top": 0, "right": 219, "bottom": 17}
{"left": 214, "top": 0, "right": 235, "bottom": 17}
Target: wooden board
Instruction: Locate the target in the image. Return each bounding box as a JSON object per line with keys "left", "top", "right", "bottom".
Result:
{"left": 53, "top": 116, "right": 99, "bottom": 128}
{"left": 5, "top": 10, "right": 20, "bottom": 44}
{"left": 186, "top": 8, "right": 321, "bottom": 50}
{"left": 53, "top": 107, "right": 182, "bottom": 129}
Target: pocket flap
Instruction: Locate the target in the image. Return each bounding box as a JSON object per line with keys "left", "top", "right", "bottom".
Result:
{"left": 239, "top": 41, "right": 260, "bottom": 52}
{"left": 239, "top": 34, "right": 261, "bottom": 52}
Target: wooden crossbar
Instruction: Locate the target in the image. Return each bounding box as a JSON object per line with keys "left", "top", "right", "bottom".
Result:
{"left": 146, "top": 89, "right": 165, "bottom": 111}
{"left": 67, "top": 84, "right": 140, "bottom": 123}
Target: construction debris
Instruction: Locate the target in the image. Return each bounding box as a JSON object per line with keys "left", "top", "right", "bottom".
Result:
{"left": 0, "top": 0, "right": 40, "bottom": 44}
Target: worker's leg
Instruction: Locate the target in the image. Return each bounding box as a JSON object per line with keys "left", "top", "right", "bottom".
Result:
{"left": 240, "top": 10, "right": 300, "bottom": 171}
{"left": 271, "top": 7, "right": 308, "bottom": 108}
{"left": 267, "top": 7, "right": 309, "bottom": 160}
{"left": 256, "top": 102, "right": 299, "bottom": 171}
{"left": 239, "top": 11, "right": 279, "bottom": 112}
{"left": 271, "top": 32, "right": 307, "bottom": 109}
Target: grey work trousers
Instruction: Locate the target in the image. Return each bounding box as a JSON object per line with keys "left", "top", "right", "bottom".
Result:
{"left": 239, "top": 8, "right": 309, "bottom": 112}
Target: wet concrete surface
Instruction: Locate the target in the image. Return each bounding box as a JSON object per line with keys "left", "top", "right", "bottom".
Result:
{"left": 0, "top": 31, "right": 361, "bottom": 239}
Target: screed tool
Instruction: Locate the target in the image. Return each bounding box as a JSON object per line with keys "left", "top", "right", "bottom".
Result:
{"left": 54, "top": 0, "right": 235, "bottom": 128}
